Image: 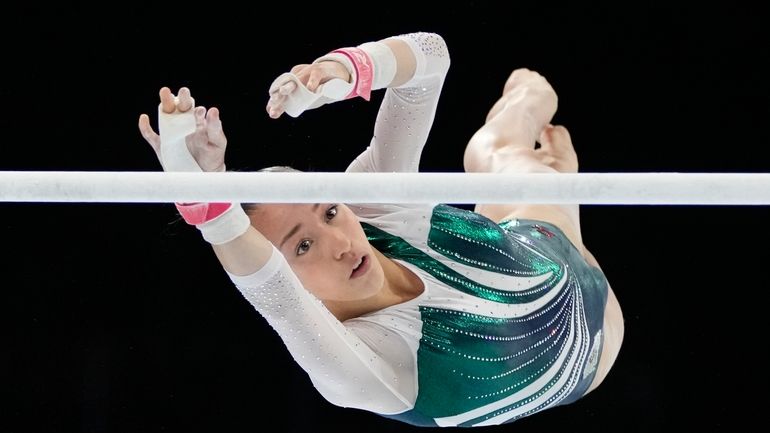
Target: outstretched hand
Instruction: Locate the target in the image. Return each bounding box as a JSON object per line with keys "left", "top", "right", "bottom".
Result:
{"left": 139, "top": 87, "right": 228, "bottom": 172}
{"left": 266, "top": 61, "right": 351, "bottom": 119}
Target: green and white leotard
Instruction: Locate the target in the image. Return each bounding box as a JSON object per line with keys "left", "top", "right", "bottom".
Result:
{"left": 351, "top": 202, "right": 607, "bottom": 427}
{"left": 227, "top": 32, "right": 608, "bottom": 427}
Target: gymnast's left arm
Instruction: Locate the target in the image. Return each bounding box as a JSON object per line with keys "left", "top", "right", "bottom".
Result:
{"left": 343, "top": 32, "right": 451, "bottom": 173}
{"left": 265, "top": 33, "right": 451, "bottom": 175}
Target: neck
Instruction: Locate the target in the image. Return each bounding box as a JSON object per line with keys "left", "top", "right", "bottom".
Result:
{"left": 375, "top": 248, "right": 423, "bottom": 301}
{"left": 324, "top": 248, "right": 424, "bottom": 322}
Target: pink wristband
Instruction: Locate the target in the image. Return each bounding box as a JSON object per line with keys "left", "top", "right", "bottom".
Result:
{"left": 175, "top": 202, "right": 232, "bottom": 225}
{"left": 331, "top": 47, "right": 373, "bottom": 101}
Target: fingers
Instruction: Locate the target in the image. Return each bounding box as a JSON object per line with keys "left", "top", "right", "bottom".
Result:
{"left": 177, "top": 87, "right": 193, "bottom": 111}
{"left": 194, "top": 106, "right": 206, "bottom": 129}
{"left": 278, "top": 81, "right": 297, "bottom": 95}
{"left": 306, "top": 71, "right": 321, "bottom": 92}
{"left": 267, "top": 65, "right": 329, "bottom": 119}
{"left": 266, "top": 102, "right": 284, "bottom": 119}
{"left": 205, "top": 107, "right": 227, "bottom": 148}
{"left": 266, "top": 72, "right": 296, "bottom": 119}
{"left": 159, "top": 87, "right": 176, "bottom": 113}
{"left": 267, "top": 95, "right": 287, "bottom": 118}
{"left": 269, "top": 80, "right": 297, "bottom": 98}
{"left": 305, "top": 64, "right": 339, "bottom": 92}
{"left": 205, "top": 106, "right": 222, "bottom": 130}
{"left": 159, "top": 86, "right": 195, "bottom": 113}
{"left": 206, "top": 106, "right": 221, "bottom": 123}
{"left": 290, "top": 62, "right": 343, "bottom": 92}
{"left": 267, "top": 89, "right": 288, "bottom": 119}
{"left": 151, "top": 88, "right": 223, "bottom": 172}
{"left": 191, "top": 106, "right": 227, "bottom": 148}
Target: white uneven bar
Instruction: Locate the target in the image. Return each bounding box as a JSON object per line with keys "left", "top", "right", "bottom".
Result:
{"left": 0, "top": 171, "right": 769, "bottom": 205}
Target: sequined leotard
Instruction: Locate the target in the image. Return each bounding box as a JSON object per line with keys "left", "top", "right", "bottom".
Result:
{"left": 227, "top": 32, "right": 609, "bottom": 427}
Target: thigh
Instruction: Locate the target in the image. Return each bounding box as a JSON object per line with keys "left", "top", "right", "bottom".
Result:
{"left": 473, "top": 158, "right": 584, "bottom": 252}
{"left": 583, "top": 249, "right": 624, "bottom": 394}
{"left": 478, "top": 203, "right": 584, "bottom": 252}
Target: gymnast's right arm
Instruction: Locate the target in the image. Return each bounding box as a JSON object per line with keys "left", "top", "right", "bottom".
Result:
{"left": 138, "top": 86, "right": 273, "bottom": 276}
{"left": 138, "top": 87, "right": 415, "bottom": 415}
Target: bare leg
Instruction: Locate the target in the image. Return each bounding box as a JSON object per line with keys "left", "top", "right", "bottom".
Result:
{"left": 463, "top": 68, "right": 583, "bottom": 251}
{"left": 464, "top": 69, "right": 558, "bottom": 172}
{"left": 582, "top": 249, "right": 624, "bottom": 394}
{"left": 465, "top": 69, "right": 623, "bottom": 393}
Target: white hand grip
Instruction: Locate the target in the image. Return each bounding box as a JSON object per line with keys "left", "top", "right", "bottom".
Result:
{"left": 269, "top": 73, "right": 352, "bottom": 117}
{"left": 159, "top": 97, "right": 201, "bottom": 172}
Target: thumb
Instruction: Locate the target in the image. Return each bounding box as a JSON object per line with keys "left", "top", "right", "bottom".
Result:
{"left": 138, "top": 114, "right": 161, "bottom": 155}
{"left": 306, "top": 77, "right": 319, "bottom": 92}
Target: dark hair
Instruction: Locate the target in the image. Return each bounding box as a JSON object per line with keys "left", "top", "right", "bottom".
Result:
{"left": 242, "top": 166, "right": 304, "bottom": 213}
{"left": 257, "top": 166, "right": 303, "bottom": 173}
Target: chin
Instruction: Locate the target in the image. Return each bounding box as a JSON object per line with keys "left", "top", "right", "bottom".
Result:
{"left": 368, "top": 267, "right": 386, "bottom": 292}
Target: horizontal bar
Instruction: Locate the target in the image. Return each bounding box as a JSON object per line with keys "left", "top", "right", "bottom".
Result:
{"left": 0, "top": 171, "right": 769, "bottom": 205}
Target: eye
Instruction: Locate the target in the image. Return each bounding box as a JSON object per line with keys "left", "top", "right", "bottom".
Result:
{"left": 326, "top": 205, "right": 338, "bottom": 221}
{"left": 296, "top": 239, "right": 313, "bottom": 256}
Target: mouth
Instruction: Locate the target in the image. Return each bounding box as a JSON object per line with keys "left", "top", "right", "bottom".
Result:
{"left": 350, "top": 255, "right": 370, "bottom": 279}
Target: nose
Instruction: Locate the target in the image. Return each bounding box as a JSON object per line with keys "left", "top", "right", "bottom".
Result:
{"left": 328, "top": 227, "right": 352, "bottom": 260}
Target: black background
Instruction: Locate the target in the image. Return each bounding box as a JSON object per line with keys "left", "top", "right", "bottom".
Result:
{"left": 2, "top": 3, "right": 769, "bottom": 432}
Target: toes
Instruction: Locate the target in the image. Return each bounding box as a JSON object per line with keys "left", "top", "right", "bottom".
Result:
{"left": 549, "top": 125, "right": 573, "bottom": 150}
{"left": 539, "top": 125, "right": 572, "bottom": 149}
{"left": 538, "top": 124, "right": 578, "bottom": 172}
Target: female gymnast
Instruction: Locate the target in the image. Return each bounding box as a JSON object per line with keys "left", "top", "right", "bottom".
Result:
{"left": 138, "top": 31, "right": 624, "bottom": 427}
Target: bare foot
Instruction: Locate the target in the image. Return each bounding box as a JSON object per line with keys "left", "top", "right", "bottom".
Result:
{"left": 536, "top": 124, "right": 578, "bottom": 173}
{"left": 464, "top": 70, "right": 566, "bottom": 174}
{"left": 485, "top": 68, "right": 558, "bottom": 133}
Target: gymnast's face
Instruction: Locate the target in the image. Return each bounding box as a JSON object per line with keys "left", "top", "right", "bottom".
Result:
{"left": 247, "top": 203, "right": 386, "bottom": 303}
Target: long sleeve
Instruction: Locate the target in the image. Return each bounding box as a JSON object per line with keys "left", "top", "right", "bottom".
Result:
{"left": 346, "top": 32, "right": 450, "bottom": 173}
{"left": 226, "top": 32, "right": 450, "bottom": 416}
{"left": 227, "top": 245, "right": 417, "bottom": 414}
